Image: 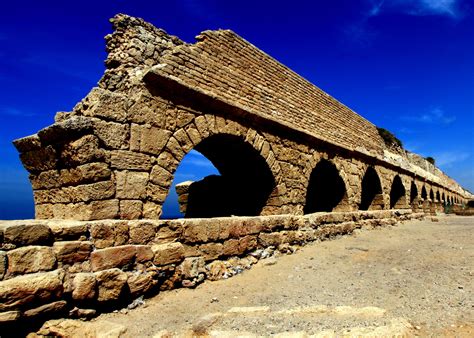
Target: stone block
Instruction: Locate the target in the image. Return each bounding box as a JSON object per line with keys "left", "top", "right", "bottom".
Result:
{"left": 7, "top": 246, "right": 56, "bottom": 276}
{"left": 13, "top": 134, "right": 41, "bottom": 153}
{"left": 110, "top": 150, "right": 152, "bottom": 171}
{"left": 143, "top": 201, "right": 163, "bottom": 218}
{"left": 127, "top": 272, "right": 154, "bottom": 295}
{"left": 37, "top": 116, "right": 93, "bottom": 145}
{"left": 95, "top": 268, "right": 128, "bottom": 302}
{"left": 93, "top": 118, "right": 129, "bottom": 149}
{"left": 119, "top": 200, "right": 143, "bottom": 220}
{"left": 3, "top": 223, "right": 52, "bottom": 246}
{"left": 199, "top": 243, "right": 223, "bottom": 261}
{"left": 176, "top": 110, "right": 195, "bottom": 128}
{"left": 182, "top": 220, "right": 208, "bottom": 243}
{"left": 0, "top": 251, "right": 6, "bottom": 280}
{"left": 150, "top": 165, "right": 173, "bottom": 186}
{"left": 185, "top": 125, "right": 202, "bottom": 146}
{"left": 165, "top": 136, "right": 185, "bottom": 160}
{"left": 0, "top": 269, "right": 63, "bottom": 311}
{"left": 127, "top": 94, "right": 167, "bottom": 127}
{"left": 156, "top": 151, "right": 179, "bottom": 173}
{"left": 131, "top": 124, "right": 171, "bottom": 155}
{"left": 60, "top": 162, "right": 111, "bottom": 186}
{"left": 175, "top": 181, "right": 193, "bottom": 195}
{"left": 72, "top": 273, "right": 96, "bottom": 300}
{"left": 60, "top": 135, "right": 103, "bottom": 167}
{"left": 152, "top": 242, "right": 184, "bottom": 265}
{"left": 53, "top": 241, "right": 92, "bottom": 265}
{"left": 135, "top": 245, "right": 154, "bottom": 262}
{"left": 0, "top": 310, "right": 20, "bottom": 322}
{"left": 88, "top": 199, "right": 119, "bottom": 220}
{"left": 129, "top": 221, "right": 157, "bottom": 244}
{"left": 20, "top": 146, "right": 57, "bottom": 172}
{"left": 173, "top": 128, "right": 193, "bottom": 152}
{"left": 30, "top": 170, "right": 61, "bottom": 189}
{"left": 48, "top": 221, "right": 88, "bottom": 241}
{"left": 146, "top": 182, "right": 168, "bottom": 203}
{"left": 23, "top": 300, "right": 67, "bottom": 318}
{"left": 90, "top": 221, "right": 129, "bottom": 248}
{"left": 258, "top": 232, "right": 284, "bottom": 247}
{"left": 91, "top": 245, "right": 137, "bottom": 271}
{"left": 67, "top": 180, "right": 115, "bottom": 203}
{"left": 239, "top": 235, "right": 257, "bottom": 253}
{"left": 155, "top": 225, "right": 182, "bottom": 244}
{"left": 222, "top": 239, "right": 240, "bottom": 256}
{"left": 81, "top": 87, "right": 128, "bottom": 122}
{"left": 116, "top": 171, "right": 149, "bottom": 199}
{"left": 194, "top": 116, "right": 209, "bottom": 138}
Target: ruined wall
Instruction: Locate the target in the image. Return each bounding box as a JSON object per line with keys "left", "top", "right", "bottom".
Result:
{"left": 12, "top": 14, "right": 471, "bottom": 222}
{"left": 0, "top": 209, "right": 417, "bottom": 323}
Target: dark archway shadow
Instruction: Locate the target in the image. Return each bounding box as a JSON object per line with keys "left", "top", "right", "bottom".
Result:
{"left": 183, "top": 134, "right": 275, "bottom": 218}
{"left": 421, "top": 186, "right": 428, "bottom": 200}
{"left": 410, "top": 181, "right": 418, "bottom": 205}
{"left": 359, "top": 166, "right": 383, "bottom": 210}
{"left": 304, "top": 159, "right": 347, "bottom": 213}
{"left": 390, "top": 175, "right": 406, "bottom": 209}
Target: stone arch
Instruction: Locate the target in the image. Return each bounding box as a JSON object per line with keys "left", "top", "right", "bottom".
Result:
{"left": 390, "top": 175, "right": 406, "bottom": 209}
{"left": 429, "top": 188, "right": 435, "bottom": 201}
{"left": 436, "top": 190, "right": 441, "bottom": 203}
{"left": 304, "top": 159, "right": 349, "bottom": 213}
{"left": 359, "top": 166, "right": 384, "bottom": 210}
{"left": 154, "top": 120, "right": 279, "bottom": 218}
{"left": 441, "top": 192, "right": 445, "bottom": 203}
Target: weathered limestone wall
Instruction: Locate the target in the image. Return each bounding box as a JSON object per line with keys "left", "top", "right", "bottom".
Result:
{"left": 0, "top": 210, "right": 418, "bottom": 323}
{"left": 12, "top": 14, "right": 471, "bottom": 221}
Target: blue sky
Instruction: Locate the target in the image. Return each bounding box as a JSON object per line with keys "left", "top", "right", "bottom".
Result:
{"left": 0, "top": 0, "right": 473, "bottom": 219}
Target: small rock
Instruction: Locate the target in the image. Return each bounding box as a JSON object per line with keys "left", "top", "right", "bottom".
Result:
{"left": 211, "top": 297, "right": 219, "bottom": 303}
{"left": 69, "top": 307, "right": 96, "bottom": 319}
{"left": 262, "top": 257, "right": 277, "bottom": 266}
{"left": 127, "top": 296, "right": 145, "bottom": 310}
{"left": 182, "top": 279, "right": 195, "bottom": 288}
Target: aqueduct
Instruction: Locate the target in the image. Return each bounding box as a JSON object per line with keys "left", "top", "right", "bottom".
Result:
{"left": 1, "top": 15, "right": 472, "bottom": 324}
{"left": 13, "top": 15, "right": 471, "bottom": 219}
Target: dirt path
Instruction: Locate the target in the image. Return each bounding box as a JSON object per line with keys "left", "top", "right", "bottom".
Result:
{"left": 38, "top": 215, "right": 474, "bottom": 337}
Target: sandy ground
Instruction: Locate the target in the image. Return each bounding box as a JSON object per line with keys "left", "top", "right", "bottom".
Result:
{"left": 36, "top": 215, "right": 474, "bottom": 337}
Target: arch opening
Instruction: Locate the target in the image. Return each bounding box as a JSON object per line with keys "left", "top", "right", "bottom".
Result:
{"left": 410, "top": 181, "right": 418, "bottom": 205}
{"left": 171, "top": 134, "right": 275, "bottom": 218}
{"left": 421, "top": 186, "right": 428, "bottom": 200}
{"left": 429, "top": 189, "right": 434, "bottom": 201}
{"left": 359, "top": 166, "right": 383, "bottom": 210}
{"left": 304, "top": 159, "right": 348, "bottom": 213}
{"left": 436, "top": 191, "right": 441, "bottom": 203}
{"left": 389, "top": 175, "right": 406, "bottom": 209}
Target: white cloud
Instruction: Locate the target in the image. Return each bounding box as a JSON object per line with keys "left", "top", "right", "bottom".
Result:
{"left": 368, "top": 0, "right": 464, "bottom": 19}
{"left": 432, "top": 151, "right": 469, "bottom": 167}
{"left": 402, "top": 107, "right": 456, "bottom": 124}
{"left": 0, "top": 107, "right": 37, "bottom": 117}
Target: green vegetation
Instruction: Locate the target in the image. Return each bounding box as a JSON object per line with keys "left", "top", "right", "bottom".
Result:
{"left": 377, "top": 127, "right": 403, "bottom": 149}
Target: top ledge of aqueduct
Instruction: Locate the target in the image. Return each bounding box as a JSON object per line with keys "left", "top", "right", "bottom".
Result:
{"left": 12, "top": 14, "right": 472, "bottom": 221}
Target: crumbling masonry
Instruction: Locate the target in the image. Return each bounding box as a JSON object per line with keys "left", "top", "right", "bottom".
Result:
{"left": 0, "top": 15, "right": 471, "bottom": 324}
